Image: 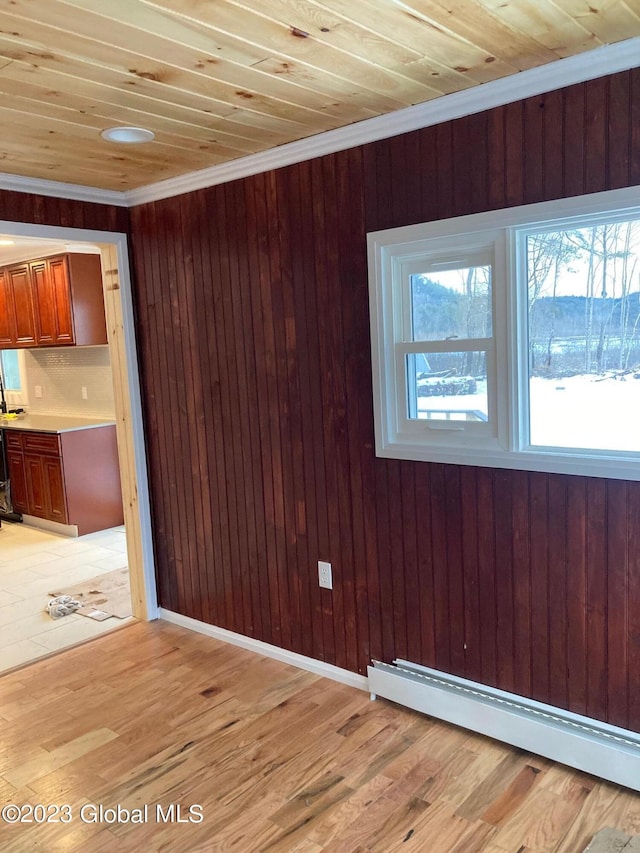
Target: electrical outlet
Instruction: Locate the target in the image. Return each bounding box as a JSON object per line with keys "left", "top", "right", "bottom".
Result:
{"left": 35, "top": 385, "right": 42, "bottom": 399}
{"left": 318, "top": 560, "right": 332, "bottom": 590}
{"left": 81, "top": 386, "right": 88, "bottom": 400}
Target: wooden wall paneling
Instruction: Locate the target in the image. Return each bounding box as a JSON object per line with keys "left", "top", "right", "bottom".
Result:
{"left": 244, "top": 173, "right": 277, "bottom": 646}
{"left": 195, "top": 188, "right": 230, "bottom": 628}
{"left": 445, "top": 465, "right": 466, "bottom": 677}
{"left": 297, "top": 159, "right": 329, "bottom": 661}
{"left": 584, "top": 76, "right": 608, "bottom": 196}
{"left": 389, "top": 132, "right": 409, "bottom": 227}
{"left": 176, "top": 194, "right": 206, "bottom": 623}
{"left": 607, "top": 72, "right": 630, "bottom": 190}
{"left": 628, "top": 484, "right": 640, "bottom": 731}
{"left": 402, "top": 131, "right": 423, "bottom": 226}
{"left": 436, "top": 122, "right": 455, "bottom": 221}
{"left": 565, "top": 476, "right": 587, "bottom": 717}
{"left": 127, "top": 69, "right": 640, "bottom": 731}
{"left": 504, "top": 101, "right": 524, "bottom": 207}
{"left": 529, "top": 472, "right": 550, "bottom": 704}
{"left": 272, "top": 168, "right": 305, "bottom": 655}
{"left": 429, "top": 462, "right": 451, "bottom": 673}
{"left": 546, "top": 474, "right": 569, "bottom": 712}
{"left": 227, "top": 178, "right": 265, "bottom": 641}
{"left": 476, "top": 467, "right": 497, "bottom": 687}
{"left": 523, "top": 95, "right": 544, "bottom": 204}
{"left": 340, "top": 146, "right": 372, "bottom": 671}
{"left": 186, "top": 189, "right": 219, "bottom": 628}
{"left": 585, "top": 479, "right": 608, "bottom": 723}
{"left": 487, "top": 105, "right": 507, "bottom": 210}
{"left": 401, "top": 460, "right": 421, "bottom": 667}
{"left": 161, "top": 198, "right": 197, "bottom": 620}
{"left": 494, "top": 469, "right": 516, "bottom": 694}
{"left": 606, "top": 480, "right": 630, "bottom": 729}
{"left": 285, "top": 162, "right": 319, "bottom": 660}
{"left": 259, "top": 169, "right": 292, "bottom": 651}
{"left": 388, "top": 459, "right": 409, "bottom": 663}
{"left": 511, "top": 470, "right": 532, "bottom": 700}
{"left": 418, "top": 125, "right": 440, "bottom": 225}
{"left": 452, "top": 112, "right": 488, "bottom": 218}
{"left": 468, "top": 111, "right": 490, "bottom": 215}
{"left": 452, "top": 114, "right": 471, "bottom": 219}
{"left": 335, "top": 147, "right": 367, "bottom": 672}
{"left": 461, "top": 466, "right": 481, "bottom": 680}
{"left": 631, "top": 69, "right": 640, "bottom": 185}
{"left": 217, "top": 181, "right": 255, "bottom": 634}
{"left": 414, "top": 464, "right": 436, "bottom": 668}
{"left": 219, "top": 181, "right": 255, "bottom": 638}
{"left": 317, "top": 153, "right": 353, "bottom": 670}
{"left": 563, "top": 83, "right": 586, "bottom": 199}
{"left": 374, "top": 460, "right": 395, "bottom": 665}
{"left": 132, "top": 202, "right": 178, "bottom": 613}
{"left": 541, "top": 88, "right": 564, "bottom": 203}
{"left": 370, "top": 138, "right": 394, "bottom": 232}
{"left": 227, "top": 173, "right": 266, "bottom": 637}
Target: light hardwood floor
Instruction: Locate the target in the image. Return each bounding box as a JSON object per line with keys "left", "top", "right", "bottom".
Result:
{"left": 0, "top": 522, "right": 131, "bottom": 672}
{"left": 1, "top": 621, "right": 640, "bottom": 853}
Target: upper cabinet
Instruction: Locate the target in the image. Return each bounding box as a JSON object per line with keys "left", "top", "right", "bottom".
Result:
{"left": 0, "top": 253, "right": 107, "bottom": 349}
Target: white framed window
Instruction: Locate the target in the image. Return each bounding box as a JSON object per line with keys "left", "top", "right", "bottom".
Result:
{"left": 0, "top": 349, "right": 28, "bottom": 407}
{"left": 368, "top": 185, "right": 640, "bottom": 481}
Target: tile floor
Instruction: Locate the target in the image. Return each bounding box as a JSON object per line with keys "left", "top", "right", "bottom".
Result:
{"left": 0, "top": 521, "right": 132, "bottom": 674}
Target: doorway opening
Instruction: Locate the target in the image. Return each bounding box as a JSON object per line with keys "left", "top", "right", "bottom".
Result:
{"left": 0, "top": 222, "right": 156, "bottom": 674}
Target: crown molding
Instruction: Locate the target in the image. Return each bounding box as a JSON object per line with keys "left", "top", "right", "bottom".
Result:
{"left": 1, "top": 37, "right": 639, "bottom": 209}
{"left": 0, "top": 171, "right": 129, "bottom": 207}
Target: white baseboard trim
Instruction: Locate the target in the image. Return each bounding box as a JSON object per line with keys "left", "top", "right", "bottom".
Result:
{"left": 158, "top": 608, "right": 369, "bottom": 692}
{"left": 369, "top": 659, "right": 640, "bottom": 792}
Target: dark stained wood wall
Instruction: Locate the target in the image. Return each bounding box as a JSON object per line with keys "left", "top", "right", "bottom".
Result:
{"left": 0, "top": 190, "right": 129, "bottom": 234}
{"left": 130, "top": 69, "right": 640, "bottom": 731}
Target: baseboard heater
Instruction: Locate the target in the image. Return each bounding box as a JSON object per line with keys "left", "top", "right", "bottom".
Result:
{"left": 368, "top": 659, "right": 640, "bottom": 792}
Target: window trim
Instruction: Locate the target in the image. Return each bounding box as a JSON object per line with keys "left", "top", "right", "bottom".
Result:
{"left": 367, "top": 184, "right": 640, "bottom": 481}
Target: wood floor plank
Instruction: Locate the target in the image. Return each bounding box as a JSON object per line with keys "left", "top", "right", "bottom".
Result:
{"left": 1, "top": 621, "right": 640, "bottom": 852}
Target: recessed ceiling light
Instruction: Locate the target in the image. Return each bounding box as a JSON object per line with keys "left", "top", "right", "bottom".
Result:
{"left": 100, "top": 126, "right": 155, "bottom": 144}
{"left": 0, "top": 239, "right": 15, "bottom": 246}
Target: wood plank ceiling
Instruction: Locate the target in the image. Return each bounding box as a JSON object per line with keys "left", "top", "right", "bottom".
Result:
{"left": 0, "top": 0, "right": 639, "bottom": 191}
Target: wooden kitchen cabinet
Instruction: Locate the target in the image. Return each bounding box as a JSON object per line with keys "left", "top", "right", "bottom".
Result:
{"left": 6, "top": 449, "right": 28, "bottom": 514}
{"left": 3, "top": 425, "right": 123, "bottom": 534}
{"left": 0, "top": 252, "right": 107, "bottom": 349}
{"left": 8, "top": 264, "right": 37, "bottom": 346}
{"left": 0, "top": 269, "right": 16, "bottom": 346}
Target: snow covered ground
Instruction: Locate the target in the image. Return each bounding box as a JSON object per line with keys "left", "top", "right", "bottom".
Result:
{"left": 416, "top": 374, "right": 640, "bottom": 452}
{"left": 529, "top": 374, "right": 640, "bottom": 452}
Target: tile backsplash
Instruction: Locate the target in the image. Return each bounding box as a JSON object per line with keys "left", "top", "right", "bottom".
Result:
{"left": 24, "top": 346, "right": 116, "bottom": 417}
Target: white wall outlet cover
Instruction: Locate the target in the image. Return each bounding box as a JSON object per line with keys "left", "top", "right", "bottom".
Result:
{"left": 318, "top": 560, "right": 333, "bottom": 590}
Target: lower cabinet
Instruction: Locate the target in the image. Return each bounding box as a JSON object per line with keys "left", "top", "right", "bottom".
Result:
{"left": 4, "top": 426, "right": 123, "bottom": 535}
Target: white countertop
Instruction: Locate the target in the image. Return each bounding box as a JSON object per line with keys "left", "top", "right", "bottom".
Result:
{"left": 0, "top": 414, "right": 116, "bottom": 433}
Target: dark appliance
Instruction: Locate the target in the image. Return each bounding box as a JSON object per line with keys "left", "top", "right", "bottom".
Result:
{"left": 0, "top": 428, "right": 22, "bottom": 523}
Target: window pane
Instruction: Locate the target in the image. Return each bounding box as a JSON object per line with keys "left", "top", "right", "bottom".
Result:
{"left": 0, "top": 350, "right": 21, "bottom": 391}
{"left": 407, "top": 351, "right": 488, "bottom": 422}
{"left": 527, "top": 220, "right": 640, "bottom": 452}
{"left": 410, "top": 266, "right": 492, "bottom": 341}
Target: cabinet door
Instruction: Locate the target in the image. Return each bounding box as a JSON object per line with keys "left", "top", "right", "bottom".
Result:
{"left": 8, "top": 265, "right": 36, "bottom": 347}
{"left": 47, "top": 257, "right": 74, "bottom": 345}
{"left": 44, "top": 456, "right": 68, "bottom": 523}
{"left": 25, "top": 454, "right": 47, "bottom": 517}
{"left": 7, "top": 452, "right": 28, "bottom": 513}
{"left": 31, "top": 260, "right": 56, "bottom": 346}
{"left": 0, "top": 269, "right": 16, "bottom": 346}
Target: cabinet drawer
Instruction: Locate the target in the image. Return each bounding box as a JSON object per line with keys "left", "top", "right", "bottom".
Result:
{"left": 22, "top": 432, "right": 60, "bottom": 456}
{"left": 4, "top": 430, "right": 23, "bottom": 451}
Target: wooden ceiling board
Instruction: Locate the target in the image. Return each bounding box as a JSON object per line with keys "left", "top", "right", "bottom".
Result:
{"left": 0, "top": 0, "right": 637, "bottom": 191}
